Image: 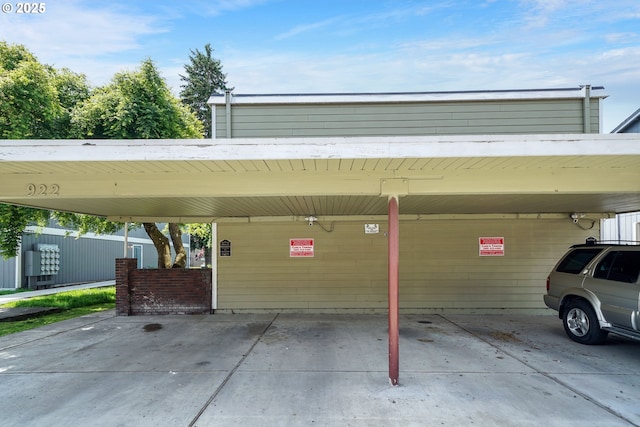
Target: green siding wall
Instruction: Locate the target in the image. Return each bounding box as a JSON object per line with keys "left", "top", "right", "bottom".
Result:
{"left": 215, "top": 99, "right": 600, "bottom": 138}
{"left": 216, "top": 218, "right": 596, "bottom": 313}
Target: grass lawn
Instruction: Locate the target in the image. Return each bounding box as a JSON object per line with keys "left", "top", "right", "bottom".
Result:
{"left": 0, "top": 286, "right": 115, "bottom": 337}
{"left": 0, "top": 288, "right": 29, "bottom": 296}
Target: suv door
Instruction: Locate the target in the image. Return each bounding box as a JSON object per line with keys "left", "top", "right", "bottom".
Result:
{"left": 586, "top": 250, "right": 640, "bottom": 329}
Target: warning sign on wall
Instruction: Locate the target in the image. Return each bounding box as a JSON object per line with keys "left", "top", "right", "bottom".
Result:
{"left": 479, "top": 237, "right": 505, "bottom": 256}
{"left": 290, "top": 238, "right": 314, "bottom": 257}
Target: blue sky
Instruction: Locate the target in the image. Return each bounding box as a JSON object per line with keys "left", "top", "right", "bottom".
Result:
{"left": 1, "top": 0, "right": 639, "bottom": 131}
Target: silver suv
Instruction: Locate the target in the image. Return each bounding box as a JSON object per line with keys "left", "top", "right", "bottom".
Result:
{"left": 544, "top": 239, "right": 640, "bottom": 344}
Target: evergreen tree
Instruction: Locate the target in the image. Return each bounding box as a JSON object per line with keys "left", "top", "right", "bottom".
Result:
{"left": 179, "top": 44, "right": 230, "bottom": 138}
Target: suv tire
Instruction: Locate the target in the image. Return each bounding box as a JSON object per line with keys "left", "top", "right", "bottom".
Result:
{"left": 562, "top": 300, "right": 608, "bottom": 345}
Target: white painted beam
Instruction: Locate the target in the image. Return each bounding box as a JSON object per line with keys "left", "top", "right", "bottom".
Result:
{"left": 1, "top": 134, "right": 640, "bottom": 163}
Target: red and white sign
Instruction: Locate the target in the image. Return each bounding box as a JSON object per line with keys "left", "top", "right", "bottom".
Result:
{"left": 290, "top": 238, "right": 314, "bottom": 257}
{"left": 479, "top": 237, "right": 505, "bottom": 256}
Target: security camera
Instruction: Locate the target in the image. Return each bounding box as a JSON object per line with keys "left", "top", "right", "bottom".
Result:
{"left": 308, "top": 221, "right": 314, "bottom": 226}
{"left": 305, "top": 216, "right": 317, "bottom": 226}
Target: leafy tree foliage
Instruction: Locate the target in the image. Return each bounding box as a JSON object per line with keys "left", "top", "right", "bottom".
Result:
{"left": 0, "top": 206, "right": 48, "bottom": 259}
{"left": 179, "top": 44, "right": 230, "bottom": 138}
{"left": 51, "top": 68, "right": 91, "bottom": 137}
{"left": 71, "top": 59, "right": 202, "bottom": 268}
{"left": 53, "top": 212, "right": 125, "bottom": 236}
{"left": 0, "top": 42, "right": 91, "bottom": 258}
{"left": 0, "top": 42, "right": 213, "bottom": 268}
{"left": 187, "top": 223, "right": 212, "bottom": 266}
{"left": 0, "top": 41, "right": 34, "bottom": 70}
{"left": 0, "top": 42, "right": 90, "bottom": 139}
{"left": 73, "top": 59, "right": 202, "bottom": 139}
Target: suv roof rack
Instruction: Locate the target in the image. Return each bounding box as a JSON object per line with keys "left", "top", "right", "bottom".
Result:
{"left": 570, "top": 237, "right": 640, "bottom": 248}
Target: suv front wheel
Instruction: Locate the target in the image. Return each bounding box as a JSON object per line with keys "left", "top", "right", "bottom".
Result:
{"left": 562, "top": 300, "right": 608, "bottom": 345}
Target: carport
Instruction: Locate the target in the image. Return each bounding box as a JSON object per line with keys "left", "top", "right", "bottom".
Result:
{"left": 2, "top": 132, "right": 640, "bottom": 384}
{"left": 5, "top": 87, "right": 640, "bottom": 385}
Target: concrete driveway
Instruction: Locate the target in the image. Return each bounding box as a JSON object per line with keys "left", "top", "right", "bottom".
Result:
{"left": 1, "top": 311, "right": 638, "bottom": 426}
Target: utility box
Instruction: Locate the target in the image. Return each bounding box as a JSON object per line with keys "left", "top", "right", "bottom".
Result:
{"left": 24, "top": 243, "right": 60, "bottom": 289}
{"left": 24, "top": 250, "right": 42, "bottom": 277}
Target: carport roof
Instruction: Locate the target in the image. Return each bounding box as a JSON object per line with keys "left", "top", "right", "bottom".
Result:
{"left": 0, "top": 133, "right": 639, "bottom": 222}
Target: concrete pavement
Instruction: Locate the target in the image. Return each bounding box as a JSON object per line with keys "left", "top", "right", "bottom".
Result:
{"left": 1, "top": 311, "right": 638, "bottom": 426}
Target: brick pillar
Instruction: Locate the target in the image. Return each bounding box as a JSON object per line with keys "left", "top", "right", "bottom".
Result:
{"left": 115, "top": 258, "right": 137, "bottom": 316}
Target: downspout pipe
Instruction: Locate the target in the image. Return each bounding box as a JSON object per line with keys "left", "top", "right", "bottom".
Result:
{"left": 225, "top": 90, "right": 232, "bottom": 139}
{"left": 582, "top": 84, "right": 591, "bottom": 133}
{"left": 211, "top": 104, "right": 216, "bottom": 139}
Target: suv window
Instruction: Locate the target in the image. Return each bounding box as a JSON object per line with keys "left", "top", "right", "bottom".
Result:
{"left": 556, "top": 248, "right": 603, "bottom": 274}
{"left": 593, "top": 251, "right": 640, "bottom": 283}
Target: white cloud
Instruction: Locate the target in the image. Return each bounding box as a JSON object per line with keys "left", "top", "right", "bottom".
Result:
{"left": 2, "top": 0, "right": 638, "bottom": 133}
{"left": 190, "top": 0, "right": 270, "bottom": 16}
{"left": 0, "top": 0, "right": 166, "bottom": 85}
{"left": 1, "top": 1, "right": 165, "bottom": 55}
{"left": 398, "top": 36, "right": 499, "bottom": 52}
{"left": 275, "top": 16, "right": 345, "bottom": 41}
{"left": 218, "top": 30, "right": 640, "bottom": 131}
{"left": 271, "top": 3, "right": 454, "bottom": 43}
{"left": 605, "top": 32, "right": 640, "bottom": 44}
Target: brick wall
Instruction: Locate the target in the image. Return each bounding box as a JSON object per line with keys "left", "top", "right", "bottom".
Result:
{"left": 115, "top": 258, "right": 212, "bottom": 315}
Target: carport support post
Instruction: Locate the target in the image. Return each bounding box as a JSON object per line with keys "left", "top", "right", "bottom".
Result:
{"left": 211, "top": 222, "right": 218, "bottom": 312}
{"left": 388, "top": 195, "right": 400, "bottom": 386}
{"left": 123, "top": 222, "right": 129, "bottom": 258}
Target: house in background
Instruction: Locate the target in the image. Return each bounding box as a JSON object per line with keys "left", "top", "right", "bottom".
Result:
{"left": 0, "top": 220, "right": 188, "bottom": 290}
{"left": 611, "top": 107, "right": 640, "bottom": 133}
{"left": 601, "top": 107, "right": 640, "bottom": 243}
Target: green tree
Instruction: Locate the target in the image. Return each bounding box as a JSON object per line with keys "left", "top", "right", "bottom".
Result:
{"left": 73, "top": 59, "right": 202, "bottom": 139}
{"left": 0, "top": 43, "right": 203, "bottom": 268}
{"left": 179, "top": 44, "right": 229, "bottom": 261}
{"left": 52, "top": 212, "right": 125, "bottom": 236}
{"left": 188, "top": 223, "right": 213, "bottom": 266}
{"left": 71, "top": 59, "right": 203, "bottom": 268}
{"left": 1, "top": 42, "right": 59, "bottom": 139}
{"left": 179, "top": 43, "right": 230, "bottom": 138}
{"left": 0, "top": 42, "right": 92, "bottom": 258}
{"left": 0, "top": 41, "right": 89, "bottom": 139}
{"left": 0, "top": 206, "right": 48, "bottom": 258}
{"left": 50, "top": 68, "right": 91, "bottom": 137}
